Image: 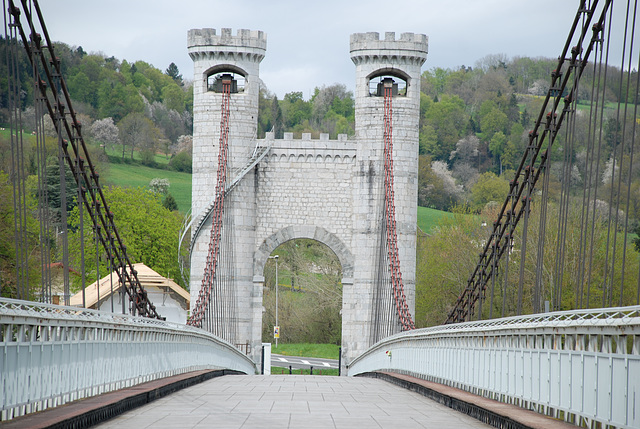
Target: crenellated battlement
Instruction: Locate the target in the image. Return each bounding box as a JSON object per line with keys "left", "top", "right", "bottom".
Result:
{"left": 350, "top": 32, "right": 428, "bottom": 66}
{"left": 188, "top": 28, "right": 266, "bottom": 49}
{"left": 188, "top": 28, "right": 267, "bottom": 63}
{"left": 258, "top": 132, "right": 355, "bottom": 161}
{"left": 264, "top": 132, "right": 350, "bottom": 143}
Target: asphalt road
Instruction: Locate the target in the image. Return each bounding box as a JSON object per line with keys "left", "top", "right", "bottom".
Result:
{"left": 271, "top": 353, "right": 339, "bottom": 371}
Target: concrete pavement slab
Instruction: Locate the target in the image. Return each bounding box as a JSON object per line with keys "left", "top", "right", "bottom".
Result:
{"left": 93, "top": 375, "right": 492, "bottom": 429}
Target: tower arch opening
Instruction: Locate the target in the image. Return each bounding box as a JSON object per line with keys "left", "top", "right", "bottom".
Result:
{"left": 254, "top": 225, "right": 354, "bottom": 359}
{"left": 261, "top": 238, "right": 343, "bottom": 348}
{"left": 204, "top": 65, "right": 247, "bottom": 93}
{"left": 367, "top": 69, "right": 410, "bottom": 97}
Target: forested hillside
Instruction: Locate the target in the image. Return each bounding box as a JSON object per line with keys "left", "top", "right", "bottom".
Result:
{"left": 417, "top": 56, "right": 637, "bottom": 212}
{"left": 1, "top": 38, "right": 638, "bottom": 330}
{"left": 413, "top": 57, "right": 640, "bottom": 326}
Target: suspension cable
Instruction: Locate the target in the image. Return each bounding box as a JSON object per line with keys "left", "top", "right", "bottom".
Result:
{"left": 7, "top": 0, "right": 162, "bottom": 318}
{"left": 382, "top": 81, "right": 415, "bottom": 331}
{"left": 188, "top": 77, "right": 232, "bottom": 328}
{"left": 446, "top": 0, "right": 613, "bottom": 323}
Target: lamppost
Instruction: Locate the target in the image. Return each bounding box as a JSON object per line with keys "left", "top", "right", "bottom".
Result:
{"left": 268, "top": 255, "right": 279, "bottom": 346}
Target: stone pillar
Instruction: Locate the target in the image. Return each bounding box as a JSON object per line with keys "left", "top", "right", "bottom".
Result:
{"left": 188, "top": 28, "right": 266, "bottom": 362}
{"left": 345, "top": 32, "right": 427, "bottom": 365}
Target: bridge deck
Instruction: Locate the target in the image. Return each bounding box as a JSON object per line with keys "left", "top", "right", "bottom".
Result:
{"left": 93, "top": 375, "right": 491, "bottom": 429}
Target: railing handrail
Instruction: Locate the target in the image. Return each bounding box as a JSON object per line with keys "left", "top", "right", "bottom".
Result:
{"left": 351, "top": 305, "right": 640, "bottom": 368}
{"left": 0, "top": 297, "right": 250, "bottom": 354}
{"left": 348, "top": 305, "right": 640, "bottom": 429}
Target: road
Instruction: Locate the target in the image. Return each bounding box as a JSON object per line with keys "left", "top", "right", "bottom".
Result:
{"left": 271, "top": 354, "right": 339, "bottom": 371}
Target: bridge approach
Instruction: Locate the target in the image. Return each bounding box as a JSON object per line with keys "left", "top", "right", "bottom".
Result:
{"left": 1, "top": 0, "right": 640, "bottom": 428}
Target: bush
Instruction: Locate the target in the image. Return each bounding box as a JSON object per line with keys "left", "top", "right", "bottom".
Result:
{"left": 140, "top": 149, "right": 156, "bottom": 167}
{"left": 168, "top": 151, "right": 192, "bottom": 173}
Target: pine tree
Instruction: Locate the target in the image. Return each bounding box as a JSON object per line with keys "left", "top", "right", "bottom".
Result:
{"left": 165, "top": 63, "right": 183, "bottom": 86}
{"left": 163, "top": 193, "right": 178, "bottom": 211}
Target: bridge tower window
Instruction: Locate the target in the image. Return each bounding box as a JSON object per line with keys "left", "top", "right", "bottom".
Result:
{"left": 368, "top": 74, "right": 407, "bottom": 97}
{"left": 207, "top": 72, "right": 245, "bottom": 93}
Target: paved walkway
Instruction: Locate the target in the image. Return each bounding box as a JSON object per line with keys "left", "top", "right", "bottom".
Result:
{"left": 94, "top": 375, "right": 491, "bottom": 429}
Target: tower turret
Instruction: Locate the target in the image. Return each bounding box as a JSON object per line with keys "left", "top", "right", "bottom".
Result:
{"left": 348, "top": 32, "right": 427, "bottom": 352}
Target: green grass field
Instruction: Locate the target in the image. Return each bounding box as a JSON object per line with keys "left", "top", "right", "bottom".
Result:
{"left": 102, "top": 163, "right": 191, "bottom": 213}
{"left": 417, "top": 206, "right": 456, "bottom": 234}
{"left": 271, "top": 343, "right": 340, "bottom": 359}
{"left": 0, "top": 128, "right": 36, "bottom": 143}
{"left": 269, "top": 343, "right": 340, "bottom": 375}
{"left": 0, "top": 129, "right": 192, "bottom": 213}
{"left": 104, "top": 145, "right": 172, "bottom": 166}
{"left": 520, "top": 94, "right": 638, "bottom": 118}
{"left": 576, "top": 100, "right": 638, "bottom": 114}
{"left": 270, "top": 367, "right": 339, "bottom": 376}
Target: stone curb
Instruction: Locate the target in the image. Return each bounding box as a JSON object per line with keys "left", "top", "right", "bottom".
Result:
{"left": 360, "top": 371, "right": 577, "bottom": 429}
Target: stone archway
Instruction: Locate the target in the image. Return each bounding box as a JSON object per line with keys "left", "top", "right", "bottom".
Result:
{"left": 251, "top": 225, "right": 354, "bottom": 369}
{"left": 253, "top": 225, "right": 354, "bottom": 282}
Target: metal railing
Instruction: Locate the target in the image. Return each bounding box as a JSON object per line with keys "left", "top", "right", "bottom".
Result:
{"left": 0, "top": 298, "right": 256, "bottom": 420}
{"left": 348, "top": 306, "right": 640, "bottom": 429}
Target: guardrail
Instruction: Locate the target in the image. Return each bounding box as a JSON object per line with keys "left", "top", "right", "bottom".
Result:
{"left": 0, "top": 298, "right": 256, "bottom": 420}
{"left": 348, "top": 306, "right": 640, "bottom": 429}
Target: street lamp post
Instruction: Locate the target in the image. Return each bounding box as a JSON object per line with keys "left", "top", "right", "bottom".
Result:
{"left": 268, "top": 255, "right": 279, "bottom": 347}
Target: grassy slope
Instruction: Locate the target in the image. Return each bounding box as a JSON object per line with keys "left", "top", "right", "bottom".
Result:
{"left": 104, "top": 146, "right": 171, "bottom": 166}
{"left": 417, "top": 206, "right": 456, "bottom": 234}
{"left": 103, "top": 163, "right": 191, "bottom": 213}
{"left": 0, "top": 129, "right": 192, "bottom": 213}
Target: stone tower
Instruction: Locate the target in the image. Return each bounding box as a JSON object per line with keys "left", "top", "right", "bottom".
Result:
{"left": 187, "top": 28, "right": 266, "bottom": 350}
{"left": 187, "top": 28, "right": 427, "bottom": 369}
{"left": 347, "top": 32, "right": 428, "bottom": 358}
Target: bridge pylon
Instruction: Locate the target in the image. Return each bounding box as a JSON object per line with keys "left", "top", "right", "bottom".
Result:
{"left": 187, "top": 29, "right": 427, "bottom": 368}
{"left": 188, "top": 28, "right": 266, "bottom": 347}
{"left": 350, "top": 32, "right": 427, "bottom": 348}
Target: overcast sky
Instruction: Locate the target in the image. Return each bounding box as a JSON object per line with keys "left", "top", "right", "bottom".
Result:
{"left": 36, "top": 1, "right": 588, "bottom": 98}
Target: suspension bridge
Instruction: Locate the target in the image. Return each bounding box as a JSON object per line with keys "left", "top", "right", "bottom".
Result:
{"left": 1, "top": 0, "right": 639, "bottom": 428}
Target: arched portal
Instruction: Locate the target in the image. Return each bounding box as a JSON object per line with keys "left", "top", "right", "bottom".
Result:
{"left": 259, "top": 236, "right": 345, "bottom": 348}
{"left": 254, "top": 225, "right": 354, "bottom": 281}
{"left": 252, "top": 226, "right": 354, "bottom": 369}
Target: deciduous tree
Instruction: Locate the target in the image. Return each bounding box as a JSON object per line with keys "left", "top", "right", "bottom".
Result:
{"left": 68, "top": 186, "right": 185, "bottom": 289}
{"left": 90, "top": 117, "right": 119, "bottom": 152}
{"left": 117, "top": 112, "right": 159, "bottom": 161}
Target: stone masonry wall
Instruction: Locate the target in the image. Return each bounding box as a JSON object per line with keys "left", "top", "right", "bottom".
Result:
{"left": 255, "top": 132, "right": 356, "bottom": 255}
